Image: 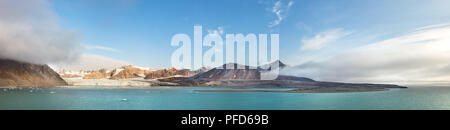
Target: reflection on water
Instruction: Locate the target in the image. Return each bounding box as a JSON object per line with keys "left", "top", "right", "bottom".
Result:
{"left": 0, "top": 87, "right": 449, "bottom": 110}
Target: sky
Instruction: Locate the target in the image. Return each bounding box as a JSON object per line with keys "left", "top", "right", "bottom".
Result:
{"left": 2, "top": 0, "right": 450, "bottom": 85}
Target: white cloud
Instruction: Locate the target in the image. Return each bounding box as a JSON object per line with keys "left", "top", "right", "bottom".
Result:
{"left": 301, "top": 29, "right": 352, "bottom": 50}
{"left": 0, "top": 0, "right": 83, "bottom": 64}
{"left": 85, "top": 45, "right": 122, "bottom": 53}
{"left": 268, "top": 0, "right": 294, "bottom": 27}
{"left": 50, "top": 54, "right": 128, "bottom": 71}
{"left": 284, "top": 23, "right": 450, "bottom": 85}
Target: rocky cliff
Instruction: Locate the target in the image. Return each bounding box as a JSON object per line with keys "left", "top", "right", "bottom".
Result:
{"left": 0, "top": 59, "right": 67, "bottom": 87}
{"left": 158, "top": 61, "right": 406, "bottom": 91}
{"left": 191, "top": 61, "right": 287, "bottom": 80}
{"left": 109, "top": 69, "right": 141, "bottom": 79}
{"left": 144, "top": 68, "right": 195, "bottom": 79}
{"left": 82, "top": 65, "right": 154, "bottom": 79}
{"left": 83, "top": 69, "right": 111, "bottom": 79}
{"left": 191, "top": 63, "right": 261, "bottom": 80}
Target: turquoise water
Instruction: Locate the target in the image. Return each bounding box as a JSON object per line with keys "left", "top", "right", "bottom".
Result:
{"left": 1, "top": 87, "right": 450, "bottom": 110}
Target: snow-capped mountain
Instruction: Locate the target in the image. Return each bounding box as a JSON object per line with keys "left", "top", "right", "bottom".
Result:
{"left": 58, "top": 65, "right": 195, "bottom": 80}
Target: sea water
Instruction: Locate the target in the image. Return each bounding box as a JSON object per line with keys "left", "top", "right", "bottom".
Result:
{"left": 1, "top": 87, "right": 450, "bottom": 110}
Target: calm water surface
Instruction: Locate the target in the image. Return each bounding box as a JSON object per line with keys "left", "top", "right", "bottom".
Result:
{"left": 1, "top": 87, "right": 450, "bottom": 110}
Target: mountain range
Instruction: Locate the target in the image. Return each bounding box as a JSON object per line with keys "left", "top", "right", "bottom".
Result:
{"left": 158, "top": 62, "right": 405, "bottom": 92}
{"left": 58, "top": 65, "right": 197, "bottom": 80}
{"left": 0, "top": 59, "right": 406, "bottom": 92}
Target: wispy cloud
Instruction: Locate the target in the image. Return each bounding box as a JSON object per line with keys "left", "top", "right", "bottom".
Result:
{"left": 301, "top": 29, "right": 352, "bottom": 50}
{"left": 268, "top": 0, "right": 294, "bottom": 28}
{"left": 284, "top": 23, "right": 450, "bottom": 85}
{"left": 85, "top": 45, "right": 122, "bottom": 53}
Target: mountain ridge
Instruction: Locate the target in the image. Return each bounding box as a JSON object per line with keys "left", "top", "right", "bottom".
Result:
{"left": 158, "top": 61, "right": 406, "bottom": 91}
{"left": 0, "top": 59, "right": 67, "bottom": 87}
{"left": 55, "top": 60, "right": 406, "bottom": 92}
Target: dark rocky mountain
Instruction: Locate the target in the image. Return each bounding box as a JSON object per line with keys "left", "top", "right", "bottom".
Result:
{"left": 158, "top": 61, "right": 406, "bottom": 92}
{"left": 191, "top": 60, "right": 288, "bottom": 80}
{"left": 0, "top": 59, "right": 67, "bottom": 87}
{"left": 191, "top": 63, "right": 261, "bottom": 80}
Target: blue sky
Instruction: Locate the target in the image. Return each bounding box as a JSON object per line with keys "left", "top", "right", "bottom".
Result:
{"left": 1, "top": 0, "right": 450, "bottom": 83}
{"left": 41, "top": 0, "right": 450, "bottom": 84}
{"left": 49, "top": 0, "right": 450, "bottom": 68}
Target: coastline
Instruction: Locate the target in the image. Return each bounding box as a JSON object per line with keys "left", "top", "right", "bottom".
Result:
{"left": 195, "top": 88, "right": 391, "bottom": 93}
{"left": 6, "top": 84, "right": 398, "bottom": 93}
{"left": 1, "top": 85, "right": 392, "bottom": 93}
{"left": 1, "top": 86, "right": 396, "bottom": 93}
{"left": 0, "top": 77, "right": 408, "bottom": 93}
